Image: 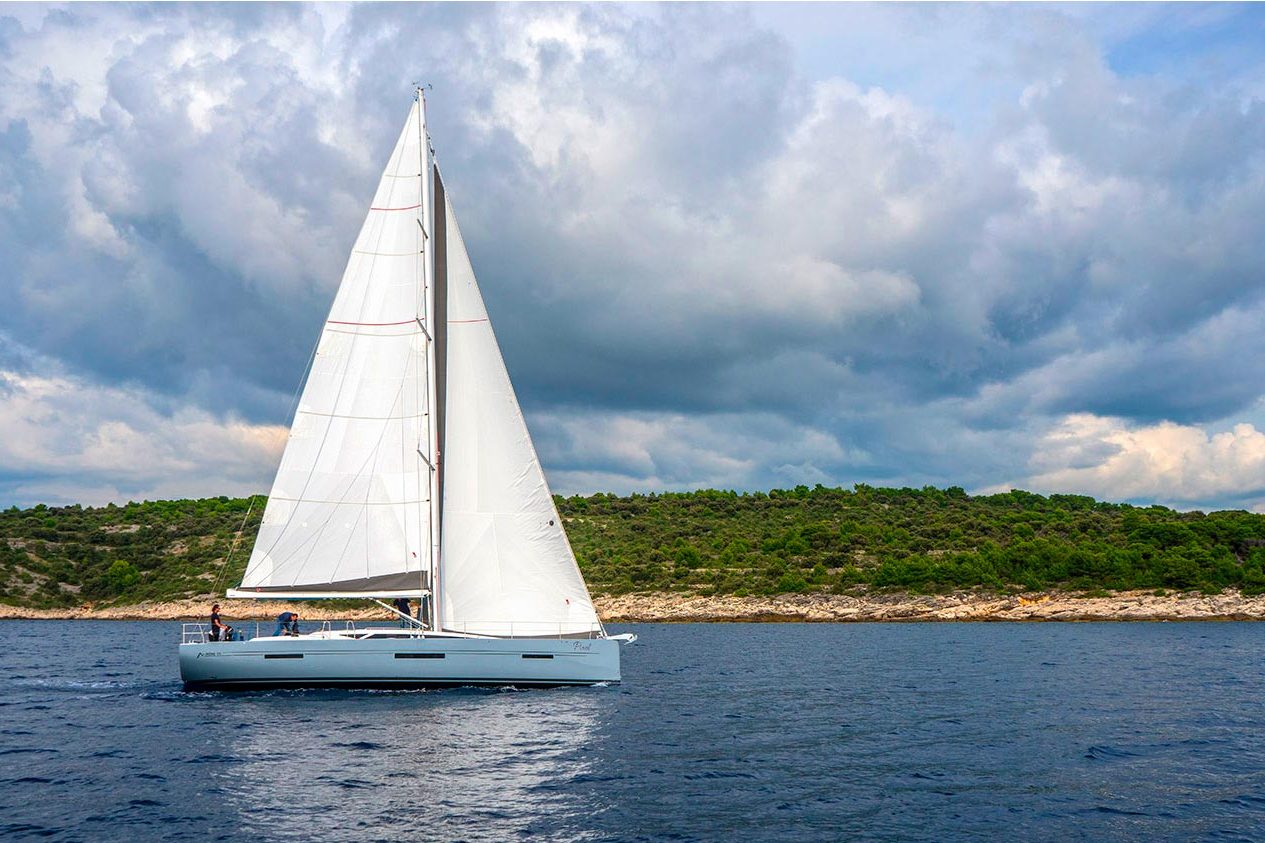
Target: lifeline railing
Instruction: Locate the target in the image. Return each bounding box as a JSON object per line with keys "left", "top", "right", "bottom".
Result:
{"left": 181, "top": 623, "right": 207, "bottom": 644}
{"left": 441, "top": 621, "right": 605, "bottom": 640}
{"left": 180, "top": 621, "right": 266, "bottom": 643}
{"left": 181, "top": 619, "right": 604, "bottom": 642}
{"left": 319, "top": 620, "right": 362, "bottom": 633}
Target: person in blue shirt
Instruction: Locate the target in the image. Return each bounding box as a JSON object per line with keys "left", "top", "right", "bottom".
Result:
{"left": 273, "top": 611, "right": 300, "bottom": 636}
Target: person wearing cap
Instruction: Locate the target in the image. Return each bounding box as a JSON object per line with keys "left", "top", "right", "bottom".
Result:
{"left": 209, "top": 603, "right": 233, "bottom": 642}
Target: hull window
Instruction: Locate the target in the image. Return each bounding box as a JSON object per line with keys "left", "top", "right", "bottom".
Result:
{"left": 522, "top": 654, "right": 554, "bottom": 660}
{"left": 395, "top": 653, "right": 445, "bottom": 659}
{"left": 264, "top": 653, "right": 304, "bottom": 660}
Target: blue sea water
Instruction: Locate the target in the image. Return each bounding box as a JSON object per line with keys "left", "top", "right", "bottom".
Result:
{"left": 2, "top": 621, "right": 1265, "bottom": 841}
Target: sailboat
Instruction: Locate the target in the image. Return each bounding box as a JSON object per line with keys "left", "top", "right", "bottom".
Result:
{"left": 179, "top": 90, "right": 632, "bottom": 689}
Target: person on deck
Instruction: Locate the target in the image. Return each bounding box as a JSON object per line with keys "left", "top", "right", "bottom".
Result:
{"left": 273, "top": 611, "right": 300, "bottom": 636}
{"left": 209, "top": 603, "right": 233, "bottom": 642}
{"left": 393, "top": 597, "right": 411, "bottom": 627}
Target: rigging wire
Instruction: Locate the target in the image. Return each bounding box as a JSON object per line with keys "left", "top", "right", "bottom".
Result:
{"left": 216, "top": 308, "right": 323, "bottom": 588}
{"left": 211, "top": 495, "right": 259, "bottom": 599}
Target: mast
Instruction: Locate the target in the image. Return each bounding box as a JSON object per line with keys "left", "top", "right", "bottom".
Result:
{"left": 418, "top": 86, "right": 442, "bottom": 628}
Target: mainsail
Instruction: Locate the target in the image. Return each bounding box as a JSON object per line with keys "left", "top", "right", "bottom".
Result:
{"left": 231, "top": 95, "right": 601, "bottom": 637}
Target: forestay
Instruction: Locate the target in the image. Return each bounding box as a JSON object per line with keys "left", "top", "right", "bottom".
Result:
{"left": 233, "top": 102, "right": 431, "bottom": 597}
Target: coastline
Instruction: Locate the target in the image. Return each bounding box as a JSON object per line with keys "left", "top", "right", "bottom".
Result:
{"left": 594, "top": 590, "right": 1265, "bottom": 622}
{"left": 5, "top": 589, "right": 1265, "bottom": 623}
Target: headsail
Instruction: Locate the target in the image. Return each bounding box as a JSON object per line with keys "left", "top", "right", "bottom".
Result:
{"left": 437, "top": 185, "right": 601, "bottom": 636}
{"left": 232, "top": 101, "right": 432, "bottom": 598}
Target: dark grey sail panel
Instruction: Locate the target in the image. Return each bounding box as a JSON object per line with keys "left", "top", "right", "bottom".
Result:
{"left": 234, "top": 570, "right": 430, "bottom": 594}
{"left": 433, "top": 166, "right": 448, "bottom": 544}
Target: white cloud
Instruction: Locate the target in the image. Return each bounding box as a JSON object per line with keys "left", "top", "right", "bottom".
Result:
{"left": 0, "top": 6, "right": 368, "bottom": 293}
{"left": 1008, "top": 413, "right": 1265, "bottom": 507}
{"left": 0, "top": 349, "right": 285, "bottom": 506}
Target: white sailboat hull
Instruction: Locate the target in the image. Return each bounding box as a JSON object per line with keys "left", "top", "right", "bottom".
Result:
{"left": 179, "top": 631, "right": 622, "bottom": 690}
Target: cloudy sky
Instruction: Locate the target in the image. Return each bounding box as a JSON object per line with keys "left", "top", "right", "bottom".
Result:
{"left": 1, "top": 3, "right": 1264, "bottom": 511}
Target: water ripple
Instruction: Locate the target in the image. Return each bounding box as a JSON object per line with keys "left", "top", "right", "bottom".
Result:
{"left": 4, "top": 620, "right": 1265, "bottom": 841}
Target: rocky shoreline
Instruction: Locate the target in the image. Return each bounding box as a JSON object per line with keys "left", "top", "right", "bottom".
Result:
{"left": 5, "top": 589, "right": 1265, "bottom": 623}
{"left": 596, "top": 590, "right": 1265, "bottom": 622}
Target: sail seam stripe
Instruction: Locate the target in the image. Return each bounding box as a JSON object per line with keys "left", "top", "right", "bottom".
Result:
{"left": 369, "top": 204, "right": 422, "bottom": 211}
{"left": 323, "top": 328, "right": 423, "bottom": 337}
{"left": 352, "top": 249, "right": 422, "bottom": 257}
{"left": 449, "top": 318, "right": 489, "bottom": 323}
{"left": 296, "top": 410, "right": 427, "bottom": 420}
{"left": 268, "top": 497, "right": 429, "bottom": 506}
{"left": 327, "top": 319, "right": 416, "bottom": 326}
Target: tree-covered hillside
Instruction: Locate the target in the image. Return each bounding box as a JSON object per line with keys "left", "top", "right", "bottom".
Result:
{"left": 562, "top": 486, "right": 1265, "bottom": 597}
{"left": 0, "top": 497, "right": 262, "bottom": 608}
{"left": 5, "top": 486, "right": 1265, "bottom": 609}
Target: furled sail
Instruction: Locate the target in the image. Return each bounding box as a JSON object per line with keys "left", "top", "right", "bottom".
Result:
{"left": 437, "top": 186, "right": 601, "bottom": 636}
{"left": 232, "top": 102, "right": 432, "bottom": 598}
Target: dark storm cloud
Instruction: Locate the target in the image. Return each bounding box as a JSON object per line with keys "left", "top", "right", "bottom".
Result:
{"left": 1, "top": 3, "right": 1264, "bottom": 508}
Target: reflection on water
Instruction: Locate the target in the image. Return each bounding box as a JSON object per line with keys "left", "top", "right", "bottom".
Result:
{"left": 8, "top": 621, "right": 1265, "bottom": 841}
{"left": 216, "top": 689, "right": 607, "bottom": 840}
